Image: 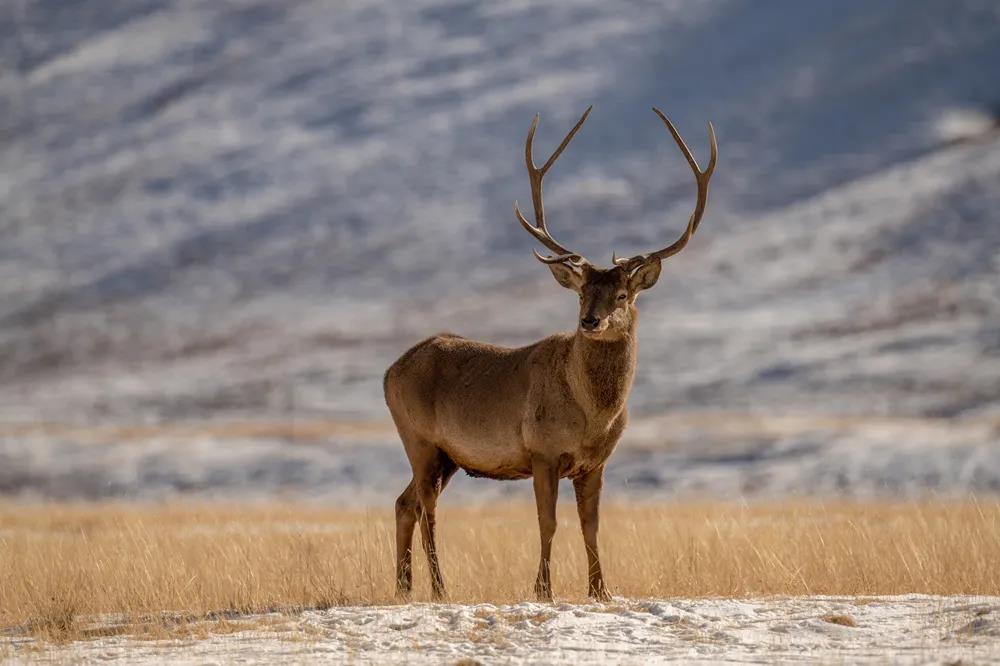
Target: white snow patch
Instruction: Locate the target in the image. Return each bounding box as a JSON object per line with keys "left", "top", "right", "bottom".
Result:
{"left": 9, "top": 596, "right": 1000, "bottom": 664}
{"left": 933, "top": 108, "right": 999, "bottom": 144}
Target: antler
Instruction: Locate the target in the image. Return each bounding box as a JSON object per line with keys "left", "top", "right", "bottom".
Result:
{"left": 613, "top": 107, "right": 717, "bottom": 272}
{"left": 514, "top": 106, "right": 592, "bottom": 266}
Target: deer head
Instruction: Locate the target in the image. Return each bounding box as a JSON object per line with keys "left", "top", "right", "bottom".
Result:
{"left": 514, "top": 106, "right": 717, "bottom": 340}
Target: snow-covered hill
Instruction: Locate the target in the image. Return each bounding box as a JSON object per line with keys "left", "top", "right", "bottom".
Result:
{"left": 0, "top": 0, "right": 998, "bottom": 499}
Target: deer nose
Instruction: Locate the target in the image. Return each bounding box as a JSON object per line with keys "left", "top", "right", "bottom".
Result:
{"left": 580, "top": 315, "right": 600, "bottom": 330}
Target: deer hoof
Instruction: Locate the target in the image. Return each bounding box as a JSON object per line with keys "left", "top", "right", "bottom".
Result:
{"left": 589, "top": 586, "right": 612, "bottom": 602}
{"left": 534, "top": 583, "right": 554, "bottom": 602}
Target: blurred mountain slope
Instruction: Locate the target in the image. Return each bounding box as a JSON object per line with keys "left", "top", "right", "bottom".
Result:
{"left": 0, "top": 0, "right": 998, "bottom": 424}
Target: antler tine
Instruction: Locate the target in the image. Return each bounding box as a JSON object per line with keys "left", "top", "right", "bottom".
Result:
{"left": 514, "top": 106, "right": 593, "bottom": 264}
{"left": 614, "top": 108, "right": 717, "bottom": 271}
{"left": 532, "top": 249, "right": 587, "bottom": 265}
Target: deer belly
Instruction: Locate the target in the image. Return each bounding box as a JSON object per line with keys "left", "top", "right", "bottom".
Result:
{"left": 435, "top": 420, "right": 532, "bottom": 480}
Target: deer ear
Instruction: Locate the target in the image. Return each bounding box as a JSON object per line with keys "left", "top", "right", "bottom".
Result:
{"left": 629, "top": 259, "right": 662, "bottom": 293}
{"left": 547, "top": 262, "right": 583, "bottom": 291}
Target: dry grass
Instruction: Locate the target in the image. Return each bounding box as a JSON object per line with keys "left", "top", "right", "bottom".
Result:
{"left": 1, "top": 500, "right": 998, "bottom": 641}
{"left": 0, "top": 418, "right": 395, "bottom": 444}
{"left": 4, "top": 412, "right": 996, "bottom": 447}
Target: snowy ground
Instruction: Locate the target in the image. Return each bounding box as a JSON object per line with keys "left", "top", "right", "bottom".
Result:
{"left": 8, "top": 596, "right": 1000, "bottom": 664}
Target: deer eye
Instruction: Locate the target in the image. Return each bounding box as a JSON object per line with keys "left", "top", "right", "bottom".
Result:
{"left": 617, "top": 292, "right": 627, "bottom": 300}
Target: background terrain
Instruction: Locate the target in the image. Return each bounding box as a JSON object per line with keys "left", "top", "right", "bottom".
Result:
{"left": 1, "top": 0, "right": 999, "bottom": 502}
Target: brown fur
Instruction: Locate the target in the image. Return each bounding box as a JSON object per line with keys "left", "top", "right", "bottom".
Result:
{"left": 384, "top": 261, "right": 662, "bottom": 601}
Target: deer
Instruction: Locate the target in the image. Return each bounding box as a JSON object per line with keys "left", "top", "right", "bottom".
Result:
{"left": 383, "top": 105, "right": 716, "bottom": 602}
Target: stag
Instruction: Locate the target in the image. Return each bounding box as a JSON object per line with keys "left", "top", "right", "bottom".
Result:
{"left": 384, "top": 105, "right": 717, "bottom": 601}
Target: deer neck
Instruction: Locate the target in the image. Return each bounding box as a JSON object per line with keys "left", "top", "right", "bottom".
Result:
{"left": 567, "top": 311, "right": 638, "bottom": 419}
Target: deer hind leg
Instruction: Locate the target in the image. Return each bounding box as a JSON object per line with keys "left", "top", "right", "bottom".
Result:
{"left": 573, "top": 466, "right": 610, "bottom": 601}
{"left": 392, "top": 427, "right": 433, "bottom": 598}
{"left": 416, "top": 448, "right": 457, "bottom": 600}
{"left": 531, "top": 456, "right": 560, "bottom": 601}
{"left": 394, "top": 480, "right": 419, "bottom": 598}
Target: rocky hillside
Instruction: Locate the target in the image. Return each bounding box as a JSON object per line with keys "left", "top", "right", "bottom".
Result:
{"left": 1, "top": 0, "right": 998, "bottom": 425}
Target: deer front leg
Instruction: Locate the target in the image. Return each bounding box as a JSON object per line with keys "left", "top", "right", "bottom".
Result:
{"left": 531, "top": 456, "right": 560, "bottom": 601}
{"left": 573, "top": 466, "right": 611, "bottom": 601}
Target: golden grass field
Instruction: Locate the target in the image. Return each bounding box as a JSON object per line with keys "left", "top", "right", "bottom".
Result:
{"left": 1, "top": 499, "right": 999, "bottom": 642}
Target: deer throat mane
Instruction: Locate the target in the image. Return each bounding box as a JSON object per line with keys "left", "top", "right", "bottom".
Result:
{"left": 568, "top": 324, "right": 637, "bottom": 415}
